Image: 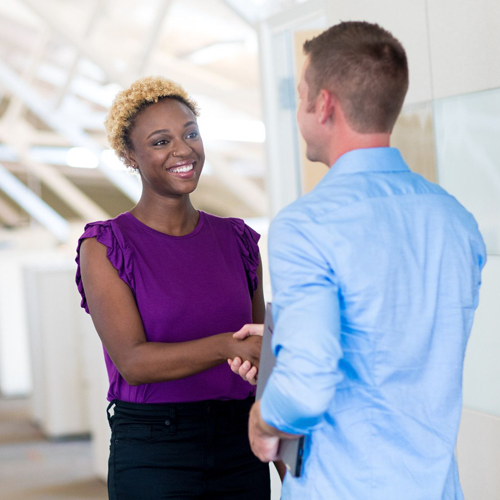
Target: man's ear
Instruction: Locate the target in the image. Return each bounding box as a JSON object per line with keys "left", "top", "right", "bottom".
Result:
{"left": 317, "top": 89, "right": 335, "bottom": 124}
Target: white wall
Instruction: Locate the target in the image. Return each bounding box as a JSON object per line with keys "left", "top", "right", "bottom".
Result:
{"left": 326, "top": 0, "right": 433, "bottom": 105}
{"left": 427, "top": 0, "right": 500, "bottom": 99}
{"left": 457, "top": 409, "right": 500, "bottom": 500}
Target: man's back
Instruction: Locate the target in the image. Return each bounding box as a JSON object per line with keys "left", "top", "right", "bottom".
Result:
{"left": 263, "top": 147, "right": 486, "bottom": 499}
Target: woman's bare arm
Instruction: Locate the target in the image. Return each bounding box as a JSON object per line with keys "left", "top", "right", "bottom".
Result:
{"left": 80, "top": 237, "right": 261, "bottom": 386}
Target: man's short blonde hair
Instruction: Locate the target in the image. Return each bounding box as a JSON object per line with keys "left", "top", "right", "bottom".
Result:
{"left": 304, "top": 22, "right": 408, "bottom": 134}
{"left": 105, "top": 76, "right": 199, "bottom": 165}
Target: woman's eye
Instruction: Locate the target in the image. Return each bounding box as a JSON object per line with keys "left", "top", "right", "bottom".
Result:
{"left": 154, "top": 139, "right": 169, "bottom": 146}
{"left": 187, "top": 131, "right": 199, "bottom": 139}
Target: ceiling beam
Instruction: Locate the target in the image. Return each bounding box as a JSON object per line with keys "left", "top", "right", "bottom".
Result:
{"left": 3, "top": 28, "right": 51, "bottom": 127}
{"left": 54, "top": 0, "right": 105, "bottom": 109}
{"left": 0, "top": 162, "right": 69, "bottom": 242}
{"left": 218, "top": 0, "right": 257, "bottom": 28}
{"left": 20, "top": 130, "right": 70, "bottom": 147}
{"left": 133, "top": 0, "right": 173, "bottom": 76}
{"left": 18, "top": 0, "right": 124, "bottom": 85}
{"left": 0, "top": 195, "right": 22, "bottom": 226}
{"left": 0, "top": 132, "right": 110, "bottom": 222}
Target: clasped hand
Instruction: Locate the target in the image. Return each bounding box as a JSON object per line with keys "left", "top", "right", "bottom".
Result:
{"left": 227, "top": 324, "right": 264, "bottom": 385}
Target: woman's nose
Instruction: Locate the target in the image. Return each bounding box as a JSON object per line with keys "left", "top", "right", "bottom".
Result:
{"left": 172, "top": 139, "right": 192, "bottom": 157}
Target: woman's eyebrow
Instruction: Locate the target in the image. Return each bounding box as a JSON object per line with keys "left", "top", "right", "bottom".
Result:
{"left": 147, "top": 128, "right": 169, "bottom": 139}
{"left": 147, "top": 122, "right": 197, "bottom": 140}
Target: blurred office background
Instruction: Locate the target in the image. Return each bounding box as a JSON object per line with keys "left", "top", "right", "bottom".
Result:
{"left": 0, "top": 0, "right": 499, "bottom": 499}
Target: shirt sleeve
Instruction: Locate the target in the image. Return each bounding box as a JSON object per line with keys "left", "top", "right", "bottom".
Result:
{"left": 260, "top": 212, "right": 343, "bottom": 435}
{"left": 75, "top": 221, "right": 135, "bottom": 314}
{"left": 230, "top": 218, "right": 261, "bottom": 298}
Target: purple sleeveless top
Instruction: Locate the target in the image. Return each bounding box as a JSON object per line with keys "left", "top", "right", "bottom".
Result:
{"left": 75, "top": 211, "right": 260, "bottom": 404}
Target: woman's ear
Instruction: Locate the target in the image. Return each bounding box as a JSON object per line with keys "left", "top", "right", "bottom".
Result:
{"left": 123, "top": 150, "right": 138, "bottom": 170}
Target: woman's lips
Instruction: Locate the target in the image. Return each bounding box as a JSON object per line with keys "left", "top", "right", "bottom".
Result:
{"left": 167, "top": 161, "right": 196, "bottom": 178}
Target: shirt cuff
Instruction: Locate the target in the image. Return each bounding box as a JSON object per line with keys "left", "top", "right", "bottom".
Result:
{"left": 260, "top": 374, "right": 324, "bottom": 435}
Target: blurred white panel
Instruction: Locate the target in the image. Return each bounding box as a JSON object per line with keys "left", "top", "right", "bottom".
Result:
{"left": 434, "top": 90, "right": 500, "bottom": 255}
{"left": 0, "top": 257, "right": 32, "bottom": 396}
{"left": 427, "top": 0, "right": 500, "bottom": 98}
{"left": 259, "top": 26, "right": 302, "bottom": 216}
{"left": 0, "top": 244, "right": 75, "bottom": 401}
{"left": 462, "top": 256, "right": 500, "bottom": 416}
{"left": 24, "top": 262, "right": 44, "bottom": 423}
{"left": 325, "top": 0, "right": 432, "bottom": 105}
{"left": 457, "top": 408, "right": 500, "bottom": 500}
{"left": 81, "top": 308, "right": 110, "bottom": 480}
{"left": 25, "top": 263, "right": 90, "bottom": 437}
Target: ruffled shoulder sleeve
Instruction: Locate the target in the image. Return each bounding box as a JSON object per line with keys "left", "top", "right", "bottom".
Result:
{"left": 230, "top": 218, "right": 261, "bottom": 298}
{"left": 75, "top": 221, "right": 135, "bottom": 314}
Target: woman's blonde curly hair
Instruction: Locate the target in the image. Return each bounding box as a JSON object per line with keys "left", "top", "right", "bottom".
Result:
{"left": 105, "top": 76, "right": 199, "bottom": 166}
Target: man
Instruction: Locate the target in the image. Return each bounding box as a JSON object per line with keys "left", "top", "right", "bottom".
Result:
{"left": 231, "top": 21, "right": 486, "bottom": 499}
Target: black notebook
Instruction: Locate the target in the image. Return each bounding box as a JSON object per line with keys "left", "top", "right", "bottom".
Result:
{"left": 256, "top": 303, "right": 305, "bottom": 478}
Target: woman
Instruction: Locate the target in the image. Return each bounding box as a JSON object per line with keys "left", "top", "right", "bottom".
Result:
{"left": 76, "top": 76, "right": 274, "bottom": 499}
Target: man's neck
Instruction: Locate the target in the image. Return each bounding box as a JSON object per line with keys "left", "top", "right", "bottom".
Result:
{"left": 326, "top": 131, "right": 391, "bottom": 168}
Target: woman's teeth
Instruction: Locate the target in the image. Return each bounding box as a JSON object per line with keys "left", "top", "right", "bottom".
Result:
{"left": 169, "top": 164, "right": 193, "bottom": 173}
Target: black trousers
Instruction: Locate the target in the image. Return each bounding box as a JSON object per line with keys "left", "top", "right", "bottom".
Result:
{"left": 107, "top": 397, "right": 270, "bottom": 499}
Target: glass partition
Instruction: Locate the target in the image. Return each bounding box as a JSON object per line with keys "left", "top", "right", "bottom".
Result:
{"left": 434, "top": 88, "right": 500, "bottom": 416}
{"left": 434, "top": 89, "right": 500, "bottom": 256}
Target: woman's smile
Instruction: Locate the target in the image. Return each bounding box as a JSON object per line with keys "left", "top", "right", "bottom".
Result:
{"left": 167, "top": 159, "right": 197, "bottom": 178}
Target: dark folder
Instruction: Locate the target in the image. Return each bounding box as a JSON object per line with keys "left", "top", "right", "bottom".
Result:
{"left": 256, "top": 303, "right": 305, "bottom": 477}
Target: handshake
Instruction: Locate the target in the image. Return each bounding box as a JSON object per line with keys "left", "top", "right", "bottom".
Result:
{"left": 227, "top": 324, "right": 264, "bottom": 385}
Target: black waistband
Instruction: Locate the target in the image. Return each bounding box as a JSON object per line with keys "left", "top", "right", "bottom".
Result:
{"left": 108, "top": 396, "right": 255, "bottom": 424}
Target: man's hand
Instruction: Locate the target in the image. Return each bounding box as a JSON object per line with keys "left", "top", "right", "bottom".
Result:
{"left": 248, "top": 400, "right": 280, "bottom": 462}
{"left": 249, "top": 401, "right": 304, "bottom": 465}
{"left": 233, "top": 324, "right": 265, "bottom": 340}
{"left": 227, "top": 324, "right": 264, "bottom": 385}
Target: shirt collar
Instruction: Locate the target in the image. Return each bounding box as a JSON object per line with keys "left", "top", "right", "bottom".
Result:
{"left": 325, "top": 147, "right": 410, "bottom": 179}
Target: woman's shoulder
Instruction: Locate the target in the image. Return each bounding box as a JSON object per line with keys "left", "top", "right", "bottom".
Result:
{"left": 201, "top": 212, "right": 258, "bottom": 238}
{"left": 81, "top": 212, "right": 129, "bottom": 232}
{"left": 76, "top": 213, "right": 135, "bottom": 313}
{"left": 201, "top": 211, "right": 236, "bottom": 226}
{"left": 203, "top": 210, "right": 260, "bottom": 262}
{"left": 79, "top": 212, "right": 133, "bottom": 247}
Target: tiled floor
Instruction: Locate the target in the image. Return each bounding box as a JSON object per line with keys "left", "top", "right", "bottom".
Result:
{"left": 0, "top": 398, "right": 107, "bottom": 500}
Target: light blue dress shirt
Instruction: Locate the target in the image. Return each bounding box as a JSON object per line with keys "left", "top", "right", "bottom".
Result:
{"left": 261, "top": 148, "right": 486, "bottom": 500}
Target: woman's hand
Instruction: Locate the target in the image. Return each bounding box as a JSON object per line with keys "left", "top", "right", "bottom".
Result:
{"left": 227, "top": 324, "right": 264, "bottom": 385}
{"left": 224, "top": 328, "right": 262, "bottom": 369}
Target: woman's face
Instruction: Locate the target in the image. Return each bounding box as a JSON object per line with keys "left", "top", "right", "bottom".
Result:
{"left": 127, "top": 98, "right": 205, "bottom": 199}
